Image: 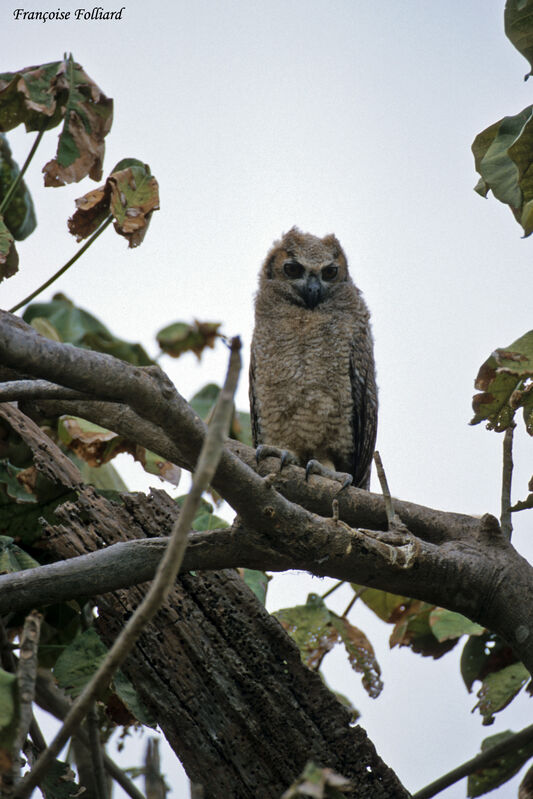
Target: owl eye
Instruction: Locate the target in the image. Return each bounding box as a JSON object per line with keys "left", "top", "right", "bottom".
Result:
{"left": 321, "top": 265, "right": 338, "bottom": 281}
{"left": 283, "top": 261, "right": 305, "bottom": 279}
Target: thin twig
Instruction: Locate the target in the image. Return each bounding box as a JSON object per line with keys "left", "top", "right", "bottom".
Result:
{"left": 6, "top": 611, "right": 43, "bottom": 793}
{"left": 412, "top": 722, "right": 533, "bottom": 798}
{"left": 144, "top": 738, "right": 167, "bottom": 799}
{"left": 86, "top": 704, "right": 108, "bottom": 799}
{"left": 501, "top": 423, "right": 515, "bottom": 541}
{"left": 9, "top": 215, "right": 113, "bottom": 314}
{"left": 321, "top": 580, "right": 344, "bottom": 599}
{"left": 342, "top": 587, "right": 366, "bottom": 619}
{"left": 373, "top": 451, "right": 395, "bottom": 528}
{"left": 14, "top": 337, "right": 241, "bottom": 799}
{"left": 0, "top": 127, "right": 46, "bottom": 217}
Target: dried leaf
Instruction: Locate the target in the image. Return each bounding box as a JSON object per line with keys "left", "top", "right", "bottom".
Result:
{"left": 471, "top": 331, "right": 533, "bottom": 433}
{"left": 0, "top": 61, "right": 67, "bottom": 133}
{"left": 390, "top": 601, "right": 459, "bottom": 658}
{"left": 68, "top": 159, "right": 159, "bottom": 246}
{"left": 330, "top": 615, "right": 383, "bottom": 698}
{"left": 157, "top": 321, "right": 221, "bottom": 360}
{"left": 42, "top": 55, "right": 113, "bottom": 186}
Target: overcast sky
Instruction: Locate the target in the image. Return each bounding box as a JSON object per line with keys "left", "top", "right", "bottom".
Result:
{"left": 2, "top": 1, "right": 533, "bottom": 797}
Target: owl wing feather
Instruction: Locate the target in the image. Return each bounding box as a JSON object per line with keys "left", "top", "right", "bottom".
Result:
{"left": 349, "top": 342, "right": 378, "bottom": 489}
{"left": 249, "top": 348, "right": 262, "bottom": 448}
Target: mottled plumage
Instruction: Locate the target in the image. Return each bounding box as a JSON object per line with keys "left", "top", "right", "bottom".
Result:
{"left": 249, "top": 227, "right": 377, "bottom": 489}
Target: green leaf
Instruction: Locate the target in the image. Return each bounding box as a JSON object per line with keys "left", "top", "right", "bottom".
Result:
{"left": 39, "top": 758, "right": 84, "bottom": 799}
{"left": 0, "top": 213, "right": 18, "bottom": 281}
{"left": 471, "top": 331, "right": 533, "bottom": 433}
{"left": 329, "top": 614, "right": 383, "bottom": 698}
{"left": 157, "top": 321, "right": 220, "bottom": 359}
{"left": 390, "top": 600, "right": 460, "bottom": 658}
{"left": 113, "top": 670, "right": 157, "bottom": 728}
{"left": 23, "top": 294, "right": 154, "bottom": 365}
{"left": 467, "top": 729, "right": 533, "bottom": 797}
{"left": 0, "top": 459, "right": 37, "bottom": 503}
{"left": 474, "top": 662, "right": 530, "bottom": 724}
{"left": 472, "top": 105, "right": 533, "bottom": 235}
{"left": 0, "top": 490, "right": 76, "bottom": 545}
{"left": 189, "top": 383, "right": 252, "bottom": 445}
{"left": 0, "top": 668, "right": 17, "bottom": 749}
{"left": 274, "top": 593, "right": 339, "bottom": 670}
{"left": 0, "top": 133, "right": 36, "bottom": 239}
{"left": 505, "top": 0, "right": 533, "bottom": 79}
{"left": 0, "top": 535, "right": 39, "bottom": 573}
{"left": 241, "top": 569, "right": 270, "bottom": 605}
{"left": 53, "top": 627, "right": 107, "bottom": 698}
{"left": 429, "top": 608, "right": 485, "bottom": 642}
{"left": 282, "top": 761, "right": 352, "bottom": 798}
{"left": 350, "top": 583, "right": 409, "bottom": 622}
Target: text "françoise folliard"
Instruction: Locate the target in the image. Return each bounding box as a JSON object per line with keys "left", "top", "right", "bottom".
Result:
{"left": 13, "top": 7, "right": 125, "bottom": 21}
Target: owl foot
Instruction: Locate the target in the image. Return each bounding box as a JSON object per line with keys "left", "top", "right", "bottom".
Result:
{"left": 255, "top": 444, "right": 300, "bottom": 472}
{"left": 305, "top": 459, "right": 353, "bottom": 493}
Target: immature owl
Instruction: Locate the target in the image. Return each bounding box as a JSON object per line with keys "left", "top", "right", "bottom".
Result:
{"left": 249, "top": 227, "right": 377, "bottom": 489}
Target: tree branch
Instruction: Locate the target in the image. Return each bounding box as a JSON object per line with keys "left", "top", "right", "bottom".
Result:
{"left": 13, "top": 337, "right": 241, "bottom": 799}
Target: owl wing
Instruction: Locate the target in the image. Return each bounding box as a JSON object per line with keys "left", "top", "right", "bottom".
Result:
{"left": 349, "top": 342, "right": 378, "bottom": 489}
{"left": 249, "top": 348, "right": 262, "bottom": 448}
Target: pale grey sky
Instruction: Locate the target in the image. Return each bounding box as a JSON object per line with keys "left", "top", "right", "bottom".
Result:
{"left": 2, "top": 2, "right": 533, "bottom": 797}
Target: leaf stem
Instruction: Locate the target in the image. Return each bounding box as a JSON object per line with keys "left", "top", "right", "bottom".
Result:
{"left": 0, "top": 127, "right": 46, "bottom": 218}
{"left": 501, "top": 423, "right": 515, "bottom": 541}
{"left": 8, "top": 215, "right": 113, "bottom": 313}
{"left": 321, "top": 579, "right": 344, "bottom": 599}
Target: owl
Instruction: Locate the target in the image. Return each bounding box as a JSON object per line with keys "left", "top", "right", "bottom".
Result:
{"left": 249, "top": 227, "right": 377, "bottom": 490}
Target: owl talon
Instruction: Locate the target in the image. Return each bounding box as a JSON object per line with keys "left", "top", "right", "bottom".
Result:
{"left": 305, "top": 459, "right": 353, "bottom": 493}
{"left": 255, "top": 444, "right": 299, "bottom": 472}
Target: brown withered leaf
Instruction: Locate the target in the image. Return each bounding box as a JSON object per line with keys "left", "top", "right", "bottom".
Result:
{"left": 42, "top": 56, "right": 113, "bottom": 187}
{"left": 330, "top": 615, "right": 383, "bottom": 699}
{"left": 68, "top": 159, "right": 159, "bottom": 247}
{"left": 0, "top": 215, "right": 18, "bottom": 281}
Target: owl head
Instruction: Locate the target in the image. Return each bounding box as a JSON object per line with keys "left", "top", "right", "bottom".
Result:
{"left": 260, "top": 227, "right": 351, "bottom": 310}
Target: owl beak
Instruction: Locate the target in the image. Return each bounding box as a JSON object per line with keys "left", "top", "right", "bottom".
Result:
{"left": 302, "top": 273, "right": 323, "bottom": 309}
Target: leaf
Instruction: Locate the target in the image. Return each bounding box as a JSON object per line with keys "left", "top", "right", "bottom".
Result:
{"left": 0, "top": 668, "right": 17, "bottom": 748}
{"left": 282, "top": 761, "right": 351, "bottom": 799}
{"left": 520, "top": 764, "right": 533, "bottom": 799}
{"left": 189, "top": 383, "right": 252, "bottom": 446}
{"left": 461, "top": 632, "right": 519, "bottom": 693}
{"left": 329, "top": 615, "right": 383, "bottom": 698}
{"left": 0, "top": 459, "right": 37, "bottom": 503}
{"left": 0, "top": 214, "right": 18, "bottom": 281}
{"left": 472, "top": 105, "right": 533, "bottom": 236}
{"left": 23, "top": 294, "right": 154, "bottom": 365}
{"left": 0, "top": 535, "right": 39, "bottom": 574}
{"left": 350, "top": 583, "right": 409, "bottom": 622}
{"left": 429, "top": 608, "right": 485, "bottom": 642}
{"left": 471, "top": 331, "right": 533, "bottom": 433}
{"left": 178, "top": 495, "right": 229, "bottom": 530}
{"left": 390, "top": 601, "right": 459, "bottom": 658}
{"left": 239, "top": 568, "right": 270, "bottom": 605}
{"left": 474, "top": 662, "right": 530, "bottom": 724}
{"left": 68, "top": 158, "right": 159, "bottom": 247}
{"left": 0, "top": 133, "right": 37, "bottom": 240}
{"left": 58, "top": 416, "right": 180, "bottom": 486}
{"left": 53, "top": 627, "right": 157, "bottom": 727}
{"left": 505, "top": 0, "right": 533, "bottom": 80}
{"left": 157, "top": 321, "right": 221, "bottom": 360}
{"left": 112, "top": 670, "right": 157, "bottom": 728}
{"left": 467, "top": 729, "right": 533, "bottom": 797}
{"left": 0, "top": 490, "right": 76, "bottom": 545}
{"left": 274, "top": 594, "right": 339, "bottom": 671}
{"left": 0, "top": 61, "right": 67, "bottom": 133}
{"left": 42, "top": 55, "right": 113, "bottom": 186}
{"left": 39, "top": 758, "right": 84, "bottom": 799}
